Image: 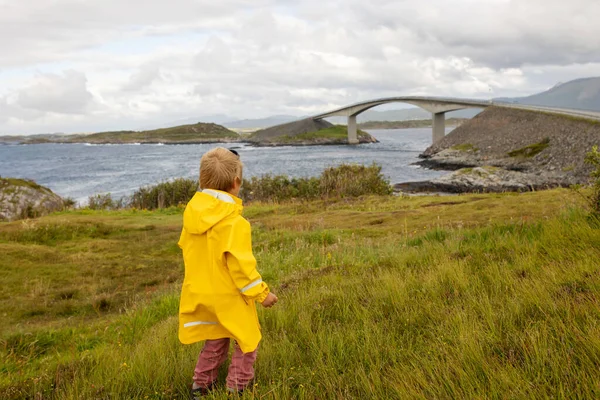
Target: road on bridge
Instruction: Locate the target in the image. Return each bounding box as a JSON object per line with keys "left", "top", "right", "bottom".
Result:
{"left": 310, "top": 96, "right": 600, "bottom": 144}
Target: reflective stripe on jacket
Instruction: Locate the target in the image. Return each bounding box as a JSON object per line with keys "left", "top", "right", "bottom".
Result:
{"left": 178, "top": 189, "right": 269, "bottom": 353}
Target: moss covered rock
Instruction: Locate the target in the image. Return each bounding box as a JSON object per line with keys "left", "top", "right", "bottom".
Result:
{"left": 0, "top": 178, "right": 65, "bottom": 221}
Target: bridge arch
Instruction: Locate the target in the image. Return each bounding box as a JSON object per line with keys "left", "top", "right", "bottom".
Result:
{"left": 312, "top": 96, "right": 491, "bottom": 144}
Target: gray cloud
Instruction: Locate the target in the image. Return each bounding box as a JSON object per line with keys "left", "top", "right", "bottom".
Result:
{"left": 351, "top": 0, "right": 600, "bottom": 68}
{"left": 15, "top": 70, "right": 95, "bottom": 114}
{"left": 122, "top": 65, "right": 163, "bottom": 92}
{"left": 1, "top": 0, "right": 599, "bottom": 135}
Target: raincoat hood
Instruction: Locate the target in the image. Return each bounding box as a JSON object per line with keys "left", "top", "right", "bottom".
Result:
{"left": 183, "top": 189, "right": 243, "bottom": 235}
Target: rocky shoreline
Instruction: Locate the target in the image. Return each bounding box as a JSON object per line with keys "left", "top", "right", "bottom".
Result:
{"left": 394, "top": 166, "right": 569, "bottom": 194}
{"left": 393, "top": 107, "right": 599, "bottom": 194}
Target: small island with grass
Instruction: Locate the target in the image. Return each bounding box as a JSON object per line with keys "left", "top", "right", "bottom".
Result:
{"left": 247, "top": 118, "right": 377, "bottom": 146}
{"left": 1, "top": 119, "right": 377, "bottom": 146}
{"left": 13, "top": 122, "right": 240, "bottom": 145}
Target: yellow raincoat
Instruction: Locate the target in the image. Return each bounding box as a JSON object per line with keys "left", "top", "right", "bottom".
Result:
{"left": 178, "top": 189, "right": 270, "bottom": 353}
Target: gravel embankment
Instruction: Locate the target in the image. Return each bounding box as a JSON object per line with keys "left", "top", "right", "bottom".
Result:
{"left": 400, "top": 107, "right": 600, "bottom": 193}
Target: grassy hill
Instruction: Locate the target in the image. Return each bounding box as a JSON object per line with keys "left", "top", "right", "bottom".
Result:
{"left": 252, "top": 125, "right": 375, "bottom": 145}
{"left": 65, "top": 123, "right": 239, "bottom": 144}
{"left": 2, "top": 189, "right": 600, "bottom": 398}
{"left": 6, "top": 123, "right": 240, "bottom": 145}
{"left": 250, "top": 119, "right": 377, "bottom": 145}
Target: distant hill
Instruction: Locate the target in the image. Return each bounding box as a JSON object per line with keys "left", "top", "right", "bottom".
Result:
{"left": 496, "top": 77, "right": 600, "bottom": 111}
{"left": 223, "top": 115, "right": 301, "bottom": 129}
{"left": 67, "top": 123, "right": 239, "bottom": 144}
{"left": 139, "top": 114, "right": 233, "bottom": 130}
{"left": 4, "top": 122, "right": 240, "bottom": 145}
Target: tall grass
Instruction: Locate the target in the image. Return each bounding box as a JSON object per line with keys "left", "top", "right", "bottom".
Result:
{"left": 240, "top": 163, "right": 391, "bottom": 202}
{"left": 129, "top": 178, "right": 198, "bottom": 210}
{"left": 84, "top": 163, "right": 391, "bottom": 210}
{"left": 585, "top": 145, "right": 600, "bottom": 213}
{"left": 319, "top": 163, "right": 392, "bottom": 198}
{"left": 2, "top": 189, "right": 599, "bottom": 399}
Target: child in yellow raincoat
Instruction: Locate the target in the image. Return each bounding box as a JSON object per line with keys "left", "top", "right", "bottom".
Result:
{"left": 178, "top": 147, "right": 278, "bottom": 397}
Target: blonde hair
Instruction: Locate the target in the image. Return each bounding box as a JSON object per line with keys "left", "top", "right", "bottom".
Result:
{"left": 199, "top": 147, "right": 243, "bottom": 191}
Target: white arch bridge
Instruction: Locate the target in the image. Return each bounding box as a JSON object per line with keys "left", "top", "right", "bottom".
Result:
{"left": 311, "top": 96, "right": 600, "bottom": 144}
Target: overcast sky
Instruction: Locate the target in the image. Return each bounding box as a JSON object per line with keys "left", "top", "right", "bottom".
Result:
{"left": 1, "top": 0, "right": 599, "bottom": 135}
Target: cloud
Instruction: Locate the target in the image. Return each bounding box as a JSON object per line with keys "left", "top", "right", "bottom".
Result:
{"left": 352, "top": 0, "right": 600, "bottom": 68}
{"left": 1, "top": 0, "right": 599, "bottom": 135}
{"left": 122, "top": 65, "right": 163, "bottom": 92}
{"left": 15, "top": 70, "right": 96, "bottom": 114}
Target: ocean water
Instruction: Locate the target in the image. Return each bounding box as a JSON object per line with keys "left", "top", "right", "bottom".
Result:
{"left": 0, "top": 128, "right": 449, "bottom": 203}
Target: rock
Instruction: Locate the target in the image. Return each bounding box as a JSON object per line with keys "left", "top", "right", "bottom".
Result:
{"left": 0, "top": 178, "right": 65, "bottom": 221}
{"left": 395, "top": 166, "right": 569, "bottom": 194}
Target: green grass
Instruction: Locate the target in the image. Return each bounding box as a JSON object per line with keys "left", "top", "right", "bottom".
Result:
{"left": 508, "top": 138, "right": 550, "bottom": 158}
{"left": 451, "top": 143, "right": 478, "bottom": 152}
{"left": 0, "top": 178, "right": 46, "bottom": 192}
{"left": 41, "top": 123, "right": 239, "bottom": 144}
{"left": 270, "top": 125, "right": 372, "bottom": 143}
{"left": 2, "top": 189, "right": 600, "bottom": 398}
{"left": 240, "top": 163, "right": 391, "bottom": 202}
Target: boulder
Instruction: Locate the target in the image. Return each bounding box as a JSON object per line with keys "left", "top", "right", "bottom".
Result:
{"left": 0, "top": 178, "right": 65, "bottom": 221}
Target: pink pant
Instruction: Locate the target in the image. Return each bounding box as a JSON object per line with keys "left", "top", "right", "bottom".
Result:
{"left": 193, "top": 338, "right": 258, "bottom": 391}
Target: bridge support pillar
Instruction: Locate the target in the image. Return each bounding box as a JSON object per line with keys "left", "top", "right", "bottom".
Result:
{"left": 432, "top": 112, "right": 446, "bottom": 143}
{"left": 347, "top": 115, "right": 359, "bottom": 144}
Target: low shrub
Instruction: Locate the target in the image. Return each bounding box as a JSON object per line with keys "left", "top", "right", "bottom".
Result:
{"left": 320, "top": 163, "right": 392, "bottom": 198}
{"left": 130, "top": 178, "right": 198, "bottom": 210}
{"left": 87, "top": 193, "right": 124, "bottom": 210}
{"left": 240, "top": 163, "right": 392, "bottom": 202}
{"left": 240, "top": 175, "right": 320, "bottom": 202}
{"left": 84, "top": 164, "right": 391, "bottom": 210}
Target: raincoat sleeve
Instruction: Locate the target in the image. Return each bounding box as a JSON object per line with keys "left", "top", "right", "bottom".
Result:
{"left": 177, "top": 228, "right": 186, "bottom": 249}
{"left": 225, "top": 218, "right": 270, "bottom": 303}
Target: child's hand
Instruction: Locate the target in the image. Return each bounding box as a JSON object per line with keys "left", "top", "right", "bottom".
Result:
{"left": 261, "top": 293, "right": 278, "bottom": 308}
